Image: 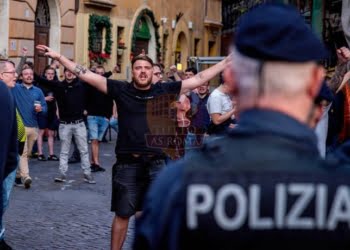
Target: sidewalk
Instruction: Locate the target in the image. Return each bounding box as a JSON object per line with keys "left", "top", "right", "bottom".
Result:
{"left": 2, "top": 134, "right": 136, "bottom": 249}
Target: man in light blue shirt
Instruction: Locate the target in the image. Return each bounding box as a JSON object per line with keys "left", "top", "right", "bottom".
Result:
{"left": 11, "top": 66, "right": 46, "bottom": 189}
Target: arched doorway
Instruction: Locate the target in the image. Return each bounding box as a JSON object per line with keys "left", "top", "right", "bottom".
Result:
{"left": 34, "top": 0, "right": 50, "bottom": 74}
{"left": 131, "top": 10, "right": 158, "bottom": 62}
{"left": 175, "top": 32, "right": 188, "bottom": 69}
{"left": 133, "top": 17, "right": 151, "bottom": 56}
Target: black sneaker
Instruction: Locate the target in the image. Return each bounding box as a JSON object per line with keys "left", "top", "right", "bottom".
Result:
{"left": 14, "top": 177, "right": 23, "bottom": 187}
{"left": 90, "top": 164, "right": 99, "bottom": 172}
{"left": 47, "top": 154, "right": 59, "bottom": 161}
{"left": 38, "top": 154, "right": 47, "bottom": 161}
{"left": 0, "top": 239, "right": 13, "bottom": 250}
{"left": 23, "top": 177, "right": 32, "bottom": 189}
{"left": 91, "top": 164, "right": 105, "bottom": 172}
{"left": 30, "top": 152, "right": 39, "bottom": 159}
{"left": 68, "top": 157, "right": 80, "bottom": 164}
{"left": 97, "top": 166, "right": 106, "bottom": 172}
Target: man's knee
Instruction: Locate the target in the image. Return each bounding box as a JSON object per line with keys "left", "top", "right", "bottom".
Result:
{"left": 112, "top": 215, "right": 130, "bottom": 229}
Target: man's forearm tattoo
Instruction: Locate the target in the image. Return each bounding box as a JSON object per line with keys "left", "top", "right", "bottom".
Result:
{"left": 197, "top": 72, "right": 204, "bottom": 80}
{"left": 74, "top": 64, "right": 88, "bottom": 76}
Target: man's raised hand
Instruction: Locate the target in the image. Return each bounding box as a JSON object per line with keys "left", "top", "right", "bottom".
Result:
{"left": 337, "top": 47, "right": 350, "bottom": 64}
{"left": 36, "top": 45, "right": 61, "bottom": 60}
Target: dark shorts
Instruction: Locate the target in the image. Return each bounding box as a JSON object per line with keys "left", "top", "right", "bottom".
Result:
{"left": 38, "top": 115, "right": 59, "bottom": 130}
{"left": 111, "top": 157, "right": 166, "bottom": 217}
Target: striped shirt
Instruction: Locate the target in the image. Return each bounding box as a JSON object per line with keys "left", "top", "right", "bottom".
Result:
{"left": 11, "top": 83, "right": 47, "bottom": 127}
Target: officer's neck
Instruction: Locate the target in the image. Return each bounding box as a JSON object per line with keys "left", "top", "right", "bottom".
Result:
{"left": 254, "top": 96, "right": 312, "bottom": 127}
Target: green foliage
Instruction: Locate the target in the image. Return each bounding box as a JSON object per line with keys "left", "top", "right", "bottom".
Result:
{"left": 88, "top": 14, "right": 113, "bottom": 64}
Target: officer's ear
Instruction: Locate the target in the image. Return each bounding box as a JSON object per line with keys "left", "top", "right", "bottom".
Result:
{"left": 307, "top": 65, "right": 325, "bottom": 100}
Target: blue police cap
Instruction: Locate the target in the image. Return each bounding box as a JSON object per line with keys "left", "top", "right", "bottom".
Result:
{"left": 235, "top": 3, "right": 328, "bottom": 62}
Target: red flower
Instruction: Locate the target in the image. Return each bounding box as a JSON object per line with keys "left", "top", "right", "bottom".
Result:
{"left": 100, "top": 53, "right": 111, "bottom": 59}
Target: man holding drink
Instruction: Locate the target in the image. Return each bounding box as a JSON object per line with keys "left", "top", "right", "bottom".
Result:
{"left": 11, "top": 66, "right": 47, "bottom": 188}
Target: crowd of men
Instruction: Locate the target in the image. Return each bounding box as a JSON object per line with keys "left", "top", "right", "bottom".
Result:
{"left": 1, "top": 2, "right": 350, "bottom": 250}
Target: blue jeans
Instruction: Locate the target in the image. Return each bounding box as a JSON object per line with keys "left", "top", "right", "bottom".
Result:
{"left": 87, "top": 116, "right": 109, "bottom": 141}
{"left": 0, "top": 168, "right": 17, "bottom": 240}
{"left": 109, "top": 117, "right": 119, "bottom": 134}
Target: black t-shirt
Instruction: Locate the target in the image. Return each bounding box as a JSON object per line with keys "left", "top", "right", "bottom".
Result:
{"left": 86, "top": 85, "right": 113, "bottom": 118}
{"left": 35, "top": 81, "right": 57, "bottom": 120}
{"left": 39, "top": 78, "right": 87, "bottom": 122}
{"left": 107, "top": 79, "right": 182, "bottom": 156}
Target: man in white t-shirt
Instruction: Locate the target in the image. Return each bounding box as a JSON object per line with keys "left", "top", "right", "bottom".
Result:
{"left": 206, "top": 69, "right": 236, "bottom": 135}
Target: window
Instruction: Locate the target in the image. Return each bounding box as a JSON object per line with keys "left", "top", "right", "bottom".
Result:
{"left": 91, "top": 27, "right": 103, "bottom": 53}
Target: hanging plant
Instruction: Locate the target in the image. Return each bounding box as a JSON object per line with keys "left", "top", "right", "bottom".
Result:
{"left": 88, "top": 14, "right": 113, "bottom": 64}
{"left": 132, "top": 9, "right": 161, "bottom": 62}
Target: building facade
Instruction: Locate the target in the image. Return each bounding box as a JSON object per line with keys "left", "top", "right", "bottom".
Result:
{"left": 221, "top": 0, "right": 345, "bottom": 70}
{"left": 76, "top": 0, "right": 222, "bottom": 80}
{"left": 0, "top": 0, "right": 222, "bottom": 79}
{"left": 0, "top": 0, "right": 78, "bottom": 75}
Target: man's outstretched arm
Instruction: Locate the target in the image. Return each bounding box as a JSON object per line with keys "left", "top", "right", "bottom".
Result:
{"left": 36, "top": 45, "right": 107, "bottom": 94}
{"left": 180, "top": 55, "right": 230, "bottom": 95}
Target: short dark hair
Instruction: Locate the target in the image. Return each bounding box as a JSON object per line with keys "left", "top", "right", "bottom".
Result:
{"left": 24, "top": 61, "right": 34, "bottom": 69}
{"left": 44, "top": 65, "right": 55, "bottom": 74}
{"left": 131, "top": 55, "right": 153, "bottom": 68}
{"left": 20, "top": 65, "right": 34, "bottom": 76}
{"left": 185, "top": 67, "right": 197, "bottom": 75}
{"left": 153, "top": 63, "right": 163, "bottom": 71}
{"left": 96, "top": 65, "right": 105, "bottom": 71}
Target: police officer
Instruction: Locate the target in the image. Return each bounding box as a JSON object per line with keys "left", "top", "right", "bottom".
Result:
{"left": 134, "top": 3, "right": 350, "bottom": 249}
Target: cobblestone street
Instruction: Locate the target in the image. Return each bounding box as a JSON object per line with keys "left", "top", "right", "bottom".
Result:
{"left": 2, "top": 133, "right": 134, "bottom": 250}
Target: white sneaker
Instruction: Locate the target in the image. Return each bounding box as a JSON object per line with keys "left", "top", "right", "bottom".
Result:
{"left": 54, "top": 174, "right": 66, "bottom": 183}
{"left": 84, "top": 174, "right": 96, "bottom": 184}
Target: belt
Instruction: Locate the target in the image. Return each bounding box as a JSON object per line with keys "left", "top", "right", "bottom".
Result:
{"left": 60, "top": 119, "right": 84, "bottom": 125}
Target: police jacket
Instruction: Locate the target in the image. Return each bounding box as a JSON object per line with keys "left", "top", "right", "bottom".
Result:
{"left": 135, "top": 109, "right": 350, "bottom": 250}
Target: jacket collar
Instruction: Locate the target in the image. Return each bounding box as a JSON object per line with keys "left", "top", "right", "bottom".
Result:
{"left": 231, "top": 108, "right": 319, "bottom": 153}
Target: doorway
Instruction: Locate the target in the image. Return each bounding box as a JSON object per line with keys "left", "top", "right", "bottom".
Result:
{"left": 34, "top": 0, "right": 50, "bottom": 75}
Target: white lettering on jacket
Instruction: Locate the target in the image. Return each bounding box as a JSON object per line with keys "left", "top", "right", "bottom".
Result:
{"left": 187, "top": 183, "right": 350, "bottom": 231}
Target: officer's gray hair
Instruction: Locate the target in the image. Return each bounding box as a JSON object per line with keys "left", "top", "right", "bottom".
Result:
{"left": 262, "top": 61, "right": 316, "bottom": 97}
{"left": 231, "top": 47, "right": 317, "bottom": 99}
{"left": 231, "top": 47, "right": 260, "bottom": 105}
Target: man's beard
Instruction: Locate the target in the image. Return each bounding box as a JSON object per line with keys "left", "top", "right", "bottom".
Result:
{"left": 133, "top": 77, "right": 152, "bottom": 89}
{"left": 22, "top": 79, "right": 33, "bottom": 85}
{"left": 198, "top": 90, "right": 208, "bottom": 97}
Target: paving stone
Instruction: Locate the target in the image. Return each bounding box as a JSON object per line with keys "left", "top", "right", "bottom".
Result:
{"left": 2, "top": 135, "right": 132, "bottom": 250}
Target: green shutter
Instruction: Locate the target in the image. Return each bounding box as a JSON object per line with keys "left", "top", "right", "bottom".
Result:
{"left": 311, "top": 0, "right": 323, "bottom": 37}
{"left": 135, "top": 17, "right": 151, "bottom": 40}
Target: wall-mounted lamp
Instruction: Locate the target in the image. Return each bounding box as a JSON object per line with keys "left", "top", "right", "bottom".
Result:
{"left": 161, "top": 17, "right": 167, "bottom": 24}
{"left": 188, "top": 21, "right": 193, "bottom": 30}
{"left": 171, "top": 20, "right": 176, "bottom": 29}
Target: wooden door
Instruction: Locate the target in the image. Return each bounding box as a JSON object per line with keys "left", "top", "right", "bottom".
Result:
{"left": 34, "top": 26, "right": 49, "bottom": 75}
{"left": 134, "top": 39, "right": 149, "bottom": 56}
